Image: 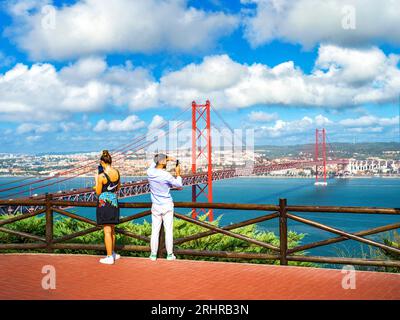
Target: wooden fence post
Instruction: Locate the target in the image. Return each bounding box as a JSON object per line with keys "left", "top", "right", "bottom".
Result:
{"left": 45, "top": 193, "right": 54, "bottom": 253}
{"left": 157, "top": 222, "right": 166, "bottom": 258}
{"left": 279, "top": 198, "right": 288, "bottom": 265}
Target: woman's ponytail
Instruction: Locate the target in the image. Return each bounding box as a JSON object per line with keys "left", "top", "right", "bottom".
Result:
{"left": 100, "top": 150, "right": 112, "bottom": 165}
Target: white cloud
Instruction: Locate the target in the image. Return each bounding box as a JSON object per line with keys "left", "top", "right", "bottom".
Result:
{"left": 158, "top": 46, "right": 400, "bottom": 109}
{"left": 248, "top": 111, "right": 278, "bottom": 122}
{"left": 257, "top": 116, "right": 315, "bottom": 138}
{"left": 1, "top": 45, "right": 399, "bottom": 124}
{"left": 59, "top": 57, "right": 107, "bottom": 84}
{"left": 59, "top": 120, "right": 91, "bottom": 132}
{"left": 16, "top": 123, "right": 38, "bottom": 134}
{"left": 16, "top": 122, "right": 55, "bottom": 134}
{"left": 241, "top": 0, "right": 400, "bottom": 49}
{"left": 15, "top": 119, "right": 92, "bottom": 135}
{"left": 148, "top": 115, "right": 166, "bottom": 130}
{"left": 315, "top": 115, "right": 332, "bottom": 127}
{"left": 253, "top": 113, "right": 398, "bottom": 141}
{"left": 6, "top": 0, "right": 239, "bottom": 60}
{"left": 26, "top": 135, "right": 42, "bottom": 142}
{"left": 93, "top": 115, "right": 145, "bottom": 132}
{"left": 346, "top": 126, "right": 384, "bottom": 133}
{"left": 0, "top": 62, "right": 107, "bottom": 121}
{"left": 0, "top": 57, "right": 157, "bottom": 121}
{"left": 339, "top": 115, "right": 400, "bottom": 127}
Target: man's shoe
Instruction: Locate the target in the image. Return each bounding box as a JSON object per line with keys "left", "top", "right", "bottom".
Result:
{"left": 112, "top": 251, "right": 121, "bottom": 260}
{"left": 149, "top": 254, "right": 157, "bottom": 261}
{"left": 167, "top": 254, "right": 176, "bottom": 261}
{"left": 99, "top": 256, "right": 114, "bottom": 265}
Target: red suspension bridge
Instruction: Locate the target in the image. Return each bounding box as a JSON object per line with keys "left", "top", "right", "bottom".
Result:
{"left": 0, "top": 100, "right": 348, "bottom": 216}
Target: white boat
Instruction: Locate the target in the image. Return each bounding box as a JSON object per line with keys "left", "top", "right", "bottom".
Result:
{"left": 314, "top": 181, "right": 328, "bottom": 186}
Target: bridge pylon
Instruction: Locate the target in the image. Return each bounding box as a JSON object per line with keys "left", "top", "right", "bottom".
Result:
{"left": 191, "top": 100, "right": 213, "bottom": 221}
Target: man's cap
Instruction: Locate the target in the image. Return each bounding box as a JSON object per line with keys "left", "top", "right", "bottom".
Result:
{"left": 154, "top": 153, "right": 167, "bottom": 164}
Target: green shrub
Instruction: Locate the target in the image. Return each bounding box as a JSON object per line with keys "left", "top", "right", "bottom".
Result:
{"left": 334, "top": 231, "right": 400, "bottom": 273}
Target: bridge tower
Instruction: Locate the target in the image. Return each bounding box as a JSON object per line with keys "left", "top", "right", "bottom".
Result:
{"left": 191, "top": 100, "right": 213, "bottom": 221}
{"left": 315, "top": 128, "right": 327, "bottom": 186}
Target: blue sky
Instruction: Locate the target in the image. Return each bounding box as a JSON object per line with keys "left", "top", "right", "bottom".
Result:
{"left": 0, "top": 0, "right": 399, "bottom": 153}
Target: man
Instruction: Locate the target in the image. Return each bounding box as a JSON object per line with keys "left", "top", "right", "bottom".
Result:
{"left": 147, "top": 153, "right": 182, "bottom": 261}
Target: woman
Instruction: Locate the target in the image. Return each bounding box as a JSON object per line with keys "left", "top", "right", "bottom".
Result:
{"left": 95, "top": 150, "right": 121, "bottom": 265}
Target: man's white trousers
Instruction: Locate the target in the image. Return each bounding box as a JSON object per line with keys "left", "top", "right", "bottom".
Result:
{"left": 150, "top": 202, "right": 174, "bottom": 255}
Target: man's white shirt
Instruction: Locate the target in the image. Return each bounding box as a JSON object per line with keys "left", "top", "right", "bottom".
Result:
{"left": 146, "top": 162, "right": 183, "bottom": 205}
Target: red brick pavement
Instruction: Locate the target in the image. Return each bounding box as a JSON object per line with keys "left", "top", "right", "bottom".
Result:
{"left": 0, "top": 253, "right": 399, "bottom": 300}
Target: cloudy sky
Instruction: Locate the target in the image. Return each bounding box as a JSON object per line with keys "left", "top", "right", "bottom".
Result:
{"left": 0, "top": 0, "right": 399, "bottom": 153}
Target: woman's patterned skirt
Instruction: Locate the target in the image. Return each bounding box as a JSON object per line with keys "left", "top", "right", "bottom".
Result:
{"left": 96, "top": 192, "right": 120, "bottom": 225}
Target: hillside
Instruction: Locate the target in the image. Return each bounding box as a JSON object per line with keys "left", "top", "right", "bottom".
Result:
{"left": 255, "top": 142, "right": 400, "bottom": 160}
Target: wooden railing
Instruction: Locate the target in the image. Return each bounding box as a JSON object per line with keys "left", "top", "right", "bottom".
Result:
{"left": 0, "top": 195, "right": 400, "bottom": 268}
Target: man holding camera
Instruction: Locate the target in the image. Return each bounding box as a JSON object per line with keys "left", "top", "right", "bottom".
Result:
{"left": 147, "top": 154, "right": 182, "bottom": 261}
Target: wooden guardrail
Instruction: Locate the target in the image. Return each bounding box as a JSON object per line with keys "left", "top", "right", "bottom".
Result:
{"left": 0, "top": 195, "right": 399, "bottom": 268}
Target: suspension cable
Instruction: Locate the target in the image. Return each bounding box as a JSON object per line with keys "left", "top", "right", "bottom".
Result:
{"left": 2, "top": 118, "right": 189, "bottom": 199}
{"left": 0, "top": 106, "right": 190, "bottom": 193}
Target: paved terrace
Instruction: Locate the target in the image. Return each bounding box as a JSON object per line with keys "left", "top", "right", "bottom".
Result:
{"left": 0, "top": 254, "right": 399, "bottom": 300}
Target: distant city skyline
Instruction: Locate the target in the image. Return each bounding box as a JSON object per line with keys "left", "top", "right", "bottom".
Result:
{"left": 0, "top": 144, "right": 398, "bottom": 179}
{"left": 0, "top": 0, "right": 399, "bottom": 153}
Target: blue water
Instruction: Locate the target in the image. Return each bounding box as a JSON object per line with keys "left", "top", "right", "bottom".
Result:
{"left": 168, "top": 177, "right": 400, "bottom": 257}
{"left": 1, "top": 177, "right": 399, "bottom": 258}
{"left": 0, "top": 176, "right": 142, "bottom": 199}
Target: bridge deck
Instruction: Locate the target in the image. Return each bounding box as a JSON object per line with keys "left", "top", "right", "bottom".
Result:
{"left": 0, "top": 254, "right": 399, "bottom": 300}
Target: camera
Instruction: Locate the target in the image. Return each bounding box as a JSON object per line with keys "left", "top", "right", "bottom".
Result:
{"left": 98, "top": 164, "right": 104, "bottom": 174}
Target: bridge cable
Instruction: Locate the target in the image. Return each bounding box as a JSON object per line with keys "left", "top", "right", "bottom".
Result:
{"left": 2, "top": 119, "right": 189, "bottom": 199}
{"left": 0, "top": 105, "right": 191, "bottom": 189}
{"left": 0, "top": 106, "right": 191, "bottom": 193}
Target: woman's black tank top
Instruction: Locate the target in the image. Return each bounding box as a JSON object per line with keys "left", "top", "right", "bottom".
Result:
{"left": 101, "top": 171, "right": 120, "bottom": 194}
